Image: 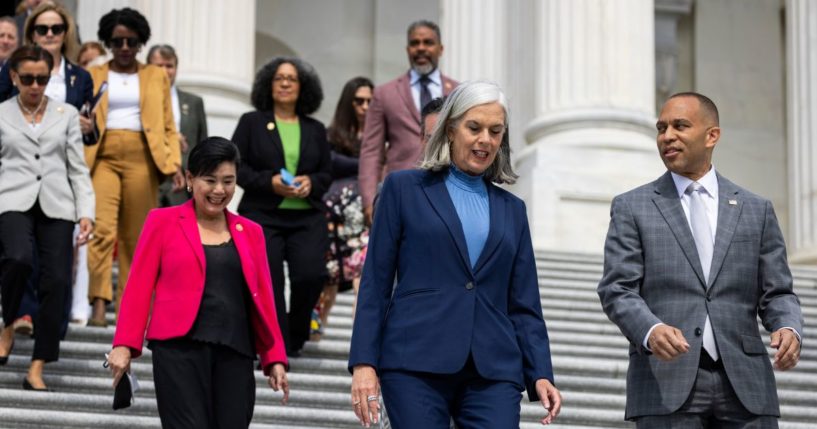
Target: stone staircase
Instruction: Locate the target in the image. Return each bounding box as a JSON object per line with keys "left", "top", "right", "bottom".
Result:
{"left": 0, "top": 251, "right": 816, "bottom": 428}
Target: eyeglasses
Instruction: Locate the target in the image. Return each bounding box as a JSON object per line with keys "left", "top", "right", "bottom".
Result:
{"left": 33, "top": 24, "right": 66, "bottom": 36}
{"left": 110, "top": 37, "right": 140, "bottom": 49}
{"left": 273, "top": 75, "right": 299, "bottom": 84}
{"left": 17, "top": 74, "right": 50, "bottom": 86}
{"left": 353, "top": 97, "right": 372, "bottom": 106}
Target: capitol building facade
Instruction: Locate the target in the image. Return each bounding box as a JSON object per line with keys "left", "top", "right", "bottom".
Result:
{"left": 69, "top": 0, "right": 817, "bottom": 262}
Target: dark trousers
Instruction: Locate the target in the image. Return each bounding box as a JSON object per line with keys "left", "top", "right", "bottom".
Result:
{"left": 636, "top": 365, "right": 778, "bottom": 429}
{"left": 380, "top": 356, "right": 523, "bottom": 429}
{"left": 260, "top": 209, "right": 328, "bottom": 354}
{"left": 151, "top": 338, "right": 256, "bottom": 429}
{"left": 0, "top": 204, "right": 73, "bottom": 362}
{"left": 17, "top": 247, "right": 73, "bottom": 339}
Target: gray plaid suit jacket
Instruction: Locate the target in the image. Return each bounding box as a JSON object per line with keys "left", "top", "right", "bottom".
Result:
{"left": 598, "top": 171, "right": 802, "bottom": 420}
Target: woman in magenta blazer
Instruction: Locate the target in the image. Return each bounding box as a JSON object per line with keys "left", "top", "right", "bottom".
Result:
{"left": 107, "top": 137, "right": 289, "bottom": 427}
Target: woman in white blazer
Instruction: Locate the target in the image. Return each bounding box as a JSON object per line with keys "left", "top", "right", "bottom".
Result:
{"left": 0, "top": 46, "right": 94, "bottom": 391}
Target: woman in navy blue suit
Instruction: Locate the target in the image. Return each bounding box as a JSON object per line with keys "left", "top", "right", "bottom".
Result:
{"left": 348, "top": 81, "right": 563, "bottom": 428}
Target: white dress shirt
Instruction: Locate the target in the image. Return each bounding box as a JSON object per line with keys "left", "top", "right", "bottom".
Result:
{"left": 409, "top": 68, "right": 442, "bottom": 112}
{"left": 44, "top": 56, "right": 67, "bottom": 104}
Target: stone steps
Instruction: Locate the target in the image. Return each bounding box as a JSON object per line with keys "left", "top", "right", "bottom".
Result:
{"left": 0, "top": 251, "right": 814, "bottom": 427}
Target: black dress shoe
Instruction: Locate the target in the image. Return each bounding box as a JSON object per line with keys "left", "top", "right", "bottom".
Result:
{"left": 23, "top": 378, "right": 51, "bottom": 392}
{"left": 0, "top": 356, "right": 8, "bottom": 365}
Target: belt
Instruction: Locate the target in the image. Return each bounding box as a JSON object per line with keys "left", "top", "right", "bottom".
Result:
{"left": 698, "top": 351, "right": 724, "bottom": 370}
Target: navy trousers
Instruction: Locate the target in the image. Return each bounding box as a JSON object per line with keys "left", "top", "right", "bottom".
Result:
{"left": 380, "top": 356, "right": 523, "bottom": 429}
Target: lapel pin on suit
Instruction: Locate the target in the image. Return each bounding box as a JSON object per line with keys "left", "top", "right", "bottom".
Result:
{"left": 57, "top": 106, "right": 64, "bottom": 114}
{"left": 70, "top": 75, "right": 76, "bottom": 87}
{"left": 266, "top": 122, "right": 275, "bottom": 131}
{"left": 728, "top": 199, "right": 737, "bottom": 205}
{"left": 236, "top": 223, "right": 244, "bottom": 232}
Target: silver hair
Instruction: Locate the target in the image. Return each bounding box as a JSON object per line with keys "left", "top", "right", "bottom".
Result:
{"left": 419, "top": 81, "right": 518, "bottom": 184}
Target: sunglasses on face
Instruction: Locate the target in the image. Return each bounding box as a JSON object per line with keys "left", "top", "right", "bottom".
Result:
{"left": 33, "top": 24, "right": 66, "bottom": 36}
{"left": 353, "top": 97, "right": 372, "bottom": 106}
{"left": 17, "top": 74, "right": 50, "bottom": 86}
{"left": 110, "top": 37, "right": 140, "bottom": 49}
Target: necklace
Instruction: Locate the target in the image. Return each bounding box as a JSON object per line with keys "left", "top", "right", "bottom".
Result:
{"left": 17, "top": 95, "right": 46, "bottom": 126}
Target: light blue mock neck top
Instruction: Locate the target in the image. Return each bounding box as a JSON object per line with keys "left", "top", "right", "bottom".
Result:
{"left": 445, "top": 164, "right": 490, "bottom": 268}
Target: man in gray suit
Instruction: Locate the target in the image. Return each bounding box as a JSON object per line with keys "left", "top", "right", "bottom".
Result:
{"left": 147, "top": 44, "right": 208, "bottom": 207}
{"left": 598, "top": 92, "right": 802, "bottom": 428}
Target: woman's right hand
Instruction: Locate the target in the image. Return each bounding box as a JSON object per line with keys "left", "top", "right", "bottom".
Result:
{"left": 271, "top": 174, "right": 300, "bottom": 198}
{"left": 108, "top": 346, "right": 132, "bottom": 388}
{"left": 351, "top": 364, "right": 380, "bottom": 427}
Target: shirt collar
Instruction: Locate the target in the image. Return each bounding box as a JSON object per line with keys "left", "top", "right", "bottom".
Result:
{"left": 55, "top": 56, "right": 66, "bottom": 79}
{"left": 671, "top": 166, "right": 718, "bottom": 199}
{"left": 410, "top": 68, "right": 441, "bottom": 86}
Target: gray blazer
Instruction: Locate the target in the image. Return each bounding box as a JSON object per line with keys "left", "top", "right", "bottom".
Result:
{"left": 0, "top": 97, "right": 95, "bottom": 222}
{"left": 598, "top": 171, "right": 802, "bottom": 420}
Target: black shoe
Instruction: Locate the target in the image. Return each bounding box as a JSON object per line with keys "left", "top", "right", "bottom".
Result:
{"left": 23, "top": 378, "right": 51, "bottom": 392}
{"left": 0, "top": 356, "right": 7, "bottom": 365}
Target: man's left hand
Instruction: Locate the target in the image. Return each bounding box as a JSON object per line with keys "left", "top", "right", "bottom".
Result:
{"left": 771, "top": 328, "right": 800, "bottom": 371}
{"left": 534, "top": 378, "right": 562, "bottom": 425}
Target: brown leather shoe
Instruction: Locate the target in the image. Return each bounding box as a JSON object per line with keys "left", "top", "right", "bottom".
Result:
{"left": 86, "top": 318, "right": 108, "bottom": 328}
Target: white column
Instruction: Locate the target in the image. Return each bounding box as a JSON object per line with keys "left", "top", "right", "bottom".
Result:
{"left": 76, "top": 0, "right": 255, "bottom": 139}
{"left": 512, "top": 0, "right": 663, "bottom": 252}
{"left": 786, "top": 0, "right": 817, "bottom": 263}
{"left": 440, "top": 0, "right": 507, "bottom": 86}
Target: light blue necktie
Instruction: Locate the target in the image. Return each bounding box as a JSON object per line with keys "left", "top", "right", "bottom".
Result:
{"left": 687, "top": 182, "right": 719, "bottom": 361}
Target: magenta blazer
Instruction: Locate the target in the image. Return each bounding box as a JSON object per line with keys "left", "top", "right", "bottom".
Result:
{"left": 112, "top": 200, "right": 288, "bottom": 374}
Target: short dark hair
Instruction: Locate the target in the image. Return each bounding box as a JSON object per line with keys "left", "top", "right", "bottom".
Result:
{"left": 251, "top": 56, "right": 323, "bottom": 115}
{"left": 147, "top": 44, "right": 177, "bottom": 66}
{"left": 668, "top": 92, "right": 720, "bottom": 126}
{"left": 420, "top": 96, "right": 445, "bottom": 133}
{"left": 0, "top": 16, "right": 18, "bottom": 29}
{"left": 187, "top": 137, "right": 241, "bottom": 177}
{"left": 8, "top": 45, "right": 54, "bottom": 72}
{"left": 407, "top": 20, "right": 441, "bottom": 43}
{"left": 327, "top": 76, "right": 374, "bottom": 156}
{"left": 79, "top": 41, "right": 107, "bottom": 58}
{"left": 97, "top": 8, "right": 151, "bottom": 47}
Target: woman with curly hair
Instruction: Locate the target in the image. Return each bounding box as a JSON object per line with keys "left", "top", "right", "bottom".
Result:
{"left": 232, "top": 57, "right": 331, "bottom": 356}
{"left": 85, "top": 8, "right": 180, "bottom": 327}
{"left": 311, "top": 77, "right": 373, "bottom": 341}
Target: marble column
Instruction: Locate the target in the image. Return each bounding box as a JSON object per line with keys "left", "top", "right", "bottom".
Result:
{"left": 76, "top": 0, "right": 256, "bottom": 139}
{"left": 512, "top": 0, "right": 663, "bottom": 252}
{"left": 440, "top": 0, "right": 507, "bottom": 86}
{"left": 786, "top": 0, "right": 817, "bottom": 262}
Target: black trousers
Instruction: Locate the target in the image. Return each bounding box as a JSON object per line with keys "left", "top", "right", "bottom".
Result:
{"left": 0, "top": 203, "right": 73, "bottom": 362}
{"left": 151, "top": 338, "right": 256, "bottom": 429}
{"left": 260, "top": 209, "right": 328, "bottom": 355}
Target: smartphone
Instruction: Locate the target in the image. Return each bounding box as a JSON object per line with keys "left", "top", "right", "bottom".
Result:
{"left": 280, "top": 168, "right": 300, "bottom": 187}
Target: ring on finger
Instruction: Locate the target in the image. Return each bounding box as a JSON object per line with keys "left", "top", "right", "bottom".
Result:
{"left": 367, "top": 395, "right": 378, "bottom": 402}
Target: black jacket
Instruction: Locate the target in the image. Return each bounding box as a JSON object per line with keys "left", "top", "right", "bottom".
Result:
{"left": 232, "top": 110, "right": 331, "bottom": 215}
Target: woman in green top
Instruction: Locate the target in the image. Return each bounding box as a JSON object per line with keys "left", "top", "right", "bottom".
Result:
{"left": 232, "top": 56, "right": 331, "bottom": 356}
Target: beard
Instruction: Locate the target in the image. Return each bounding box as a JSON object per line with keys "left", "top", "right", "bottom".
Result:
{"left": 411, "top": 62, "right": 436, "bottom": 76}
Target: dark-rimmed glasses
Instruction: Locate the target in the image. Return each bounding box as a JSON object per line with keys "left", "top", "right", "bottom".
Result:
{"left": 110, "top": 37, "right": 140, "bottom": 49}
{"left": 17, "top": 75, "right": 50, "bottom": 86}
{"left": 33, "top": 24, "right": 66, "bottom": 36}
{"left": 353, "top": 97, "right": 372, "bottom": 106}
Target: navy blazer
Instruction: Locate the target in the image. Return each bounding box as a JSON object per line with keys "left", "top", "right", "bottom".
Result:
{"left": 0, "top": 59, "right": 94, "bottom": 111}
{"left": 232, "top": 110, "right": 332, "bottom": 215}
{"left": 348, "top": 169, "right": 554, "bottom": 401}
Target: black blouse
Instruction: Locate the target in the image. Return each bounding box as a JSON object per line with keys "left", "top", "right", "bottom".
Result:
{"left": 187, "top": 240, "right": 255, "bottom": 358}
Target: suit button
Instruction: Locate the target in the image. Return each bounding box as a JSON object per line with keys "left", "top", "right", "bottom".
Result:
{"left": 465, "top": 281, "right": 474, "bottom": 290}
{"left": 35, "top": 154, "right": 40, "bottom": 159}
{"left": 36, "top": 175, "right": 41, "bottom": 180}
{"left": 145, "top": 128, "right": 151, "bottom": 133}
{"left": 706, "top": 295, "right": 712, "bottom": 302}
{"left": 695, "top": 328, "right": 702, "bottom": 336}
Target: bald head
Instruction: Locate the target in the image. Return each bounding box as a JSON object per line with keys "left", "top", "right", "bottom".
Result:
{"left": 666, "top": 92, "right": 719, "bottom": 126}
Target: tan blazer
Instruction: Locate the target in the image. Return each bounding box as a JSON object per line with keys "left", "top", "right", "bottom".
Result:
{"left": 86, "top": 62, "right": 180, "bottom": 175}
